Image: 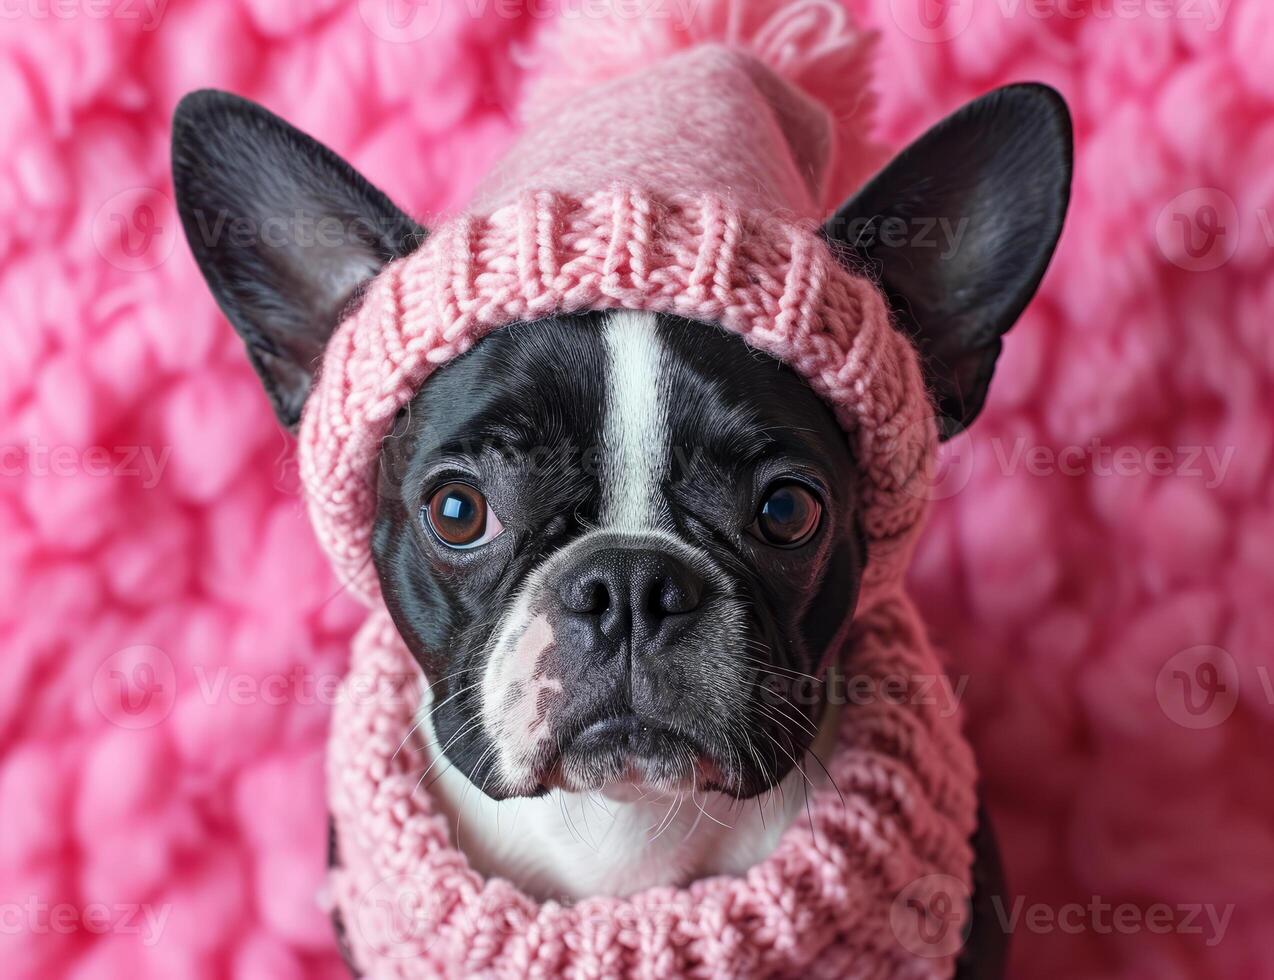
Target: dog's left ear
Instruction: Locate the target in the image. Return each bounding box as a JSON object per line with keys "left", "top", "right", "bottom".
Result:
{"left": 823, "top": 83, "right": 1072, "bottom": 439}
{"left": 171, "top": 89, "right": 426, "bottom": 428}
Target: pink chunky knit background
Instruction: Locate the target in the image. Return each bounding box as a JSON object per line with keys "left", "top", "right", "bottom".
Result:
{"left": 1, "top": 1, "right": 1271, "bottom": 978}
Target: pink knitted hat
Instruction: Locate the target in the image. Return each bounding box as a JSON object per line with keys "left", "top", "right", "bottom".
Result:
{"left": 298, "top": 0, "right": 935, "bottom": 610}
{"left": 308, "top": 2, "right": 978, "bottom": 976}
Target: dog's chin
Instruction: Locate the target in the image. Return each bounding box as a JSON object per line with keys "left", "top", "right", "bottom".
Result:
{"left": 549, "top": 746, "right": 725, "bottom": 799}
{"left": 502, "top": 715, "right": 800, "bottom": 801}
{"left": 544, "top": 754, "right": 715, "bottom": 798}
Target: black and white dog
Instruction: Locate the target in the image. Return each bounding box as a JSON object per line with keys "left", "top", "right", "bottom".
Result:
{"left": 172, "top": 80, "right": 1069, "bottom": 961}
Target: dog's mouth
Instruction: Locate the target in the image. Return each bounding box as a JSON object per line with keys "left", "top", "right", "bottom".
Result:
{"left": 536, "top": 712, "right": 728, "bottom": 795}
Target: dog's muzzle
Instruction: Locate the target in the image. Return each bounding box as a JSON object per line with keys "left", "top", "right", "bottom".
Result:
{"left": 480, "top": 530, "right": 748, "bottom": 796}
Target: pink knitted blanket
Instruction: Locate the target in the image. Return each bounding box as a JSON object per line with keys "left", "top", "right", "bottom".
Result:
{"left": 6, "top": 1, "right": 1266, "bottom": 978}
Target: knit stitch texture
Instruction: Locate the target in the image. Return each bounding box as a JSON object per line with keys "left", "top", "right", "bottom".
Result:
{"left": 327, "top": 600, "right": 976, "bottom": 977}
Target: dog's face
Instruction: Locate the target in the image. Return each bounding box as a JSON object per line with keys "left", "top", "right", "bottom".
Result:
{"left": 372, "top": 310, "right": 862, "bottom": 798}
{"left": 171, "top": 85, "right": 1070, "bottom": 800}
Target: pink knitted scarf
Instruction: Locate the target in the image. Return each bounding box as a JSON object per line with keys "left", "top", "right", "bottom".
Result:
{"left": 300, "top": 2, "right": 980, "bottom": 976}
{"left": 327, "top": 602, "right": 976, "bottom": 977}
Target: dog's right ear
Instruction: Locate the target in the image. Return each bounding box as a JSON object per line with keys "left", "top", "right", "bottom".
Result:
{"left": 821, "top": 84, "right": 1072, "bottom": 439}
{"left": 171, "top": 90, "right": 426, "bottom": 428}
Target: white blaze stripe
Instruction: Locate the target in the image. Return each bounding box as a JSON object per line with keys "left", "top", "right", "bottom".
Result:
{"left": 602, "top": 310, "right": 668, "bottom": 531}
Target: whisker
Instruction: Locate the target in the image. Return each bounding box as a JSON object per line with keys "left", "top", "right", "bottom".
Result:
{"left": 806, "top": 744, "right": 847, "bottom": 811}
{"left": 733, "top": 651, "right": 823, "bottom": 684}
{"left": 752, "top": 698, "right": 819, "bottom": 739}
{"left": 393, "top": 680, "right": 480, "bottom": 761}
{"left": 649, "top": 788, "right": 685, "bottom": 843}
{"left": 558, "top": 791, "right": 592, "bottom": 849}
{"left": 689, "top": 775, "right": 731, "bottom": 830}
{"left": 414, "top": 717, "right": 483, "bottom": 794}
{"left": 455, "top": 740, "right": 502, "bottom": 851}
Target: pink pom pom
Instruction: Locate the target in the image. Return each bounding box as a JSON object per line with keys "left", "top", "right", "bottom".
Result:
{"left": 523, "top": 0, "right": 883, "bottom": 205}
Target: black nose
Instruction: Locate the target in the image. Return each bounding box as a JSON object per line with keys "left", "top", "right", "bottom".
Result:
{"left": 558, "top": 548, "right": 705, "bottom": 646}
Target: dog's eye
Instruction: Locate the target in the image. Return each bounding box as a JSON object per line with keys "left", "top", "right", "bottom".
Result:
{"left": 423, "top": 483, "right": 504, "bottom": 549}
{"left": 751, "top": 483, "right": 822, "bottom": 548}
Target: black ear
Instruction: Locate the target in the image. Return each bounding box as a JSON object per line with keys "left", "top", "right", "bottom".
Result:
{"left": 822, "top": 83, "right": 1072, "bottom": 439}
{"left": 171, "top": 90, "right": 426, "bottom": 428}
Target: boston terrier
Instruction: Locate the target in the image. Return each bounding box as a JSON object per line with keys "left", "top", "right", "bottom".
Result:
{"left": 172, "top": 81, "right": 1070, "bottom": 972}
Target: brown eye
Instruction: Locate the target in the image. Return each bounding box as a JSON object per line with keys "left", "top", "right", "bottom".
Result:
{"left": 751, "top": 483, "right": 822, "bottom": 548}
{"left": 423, "top": 483, "right": 503, "bottom": 549}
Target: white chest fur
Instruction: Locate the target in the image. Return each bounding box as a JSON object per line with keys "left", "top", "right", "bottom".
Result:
{"left": 417, "top": 698, "right": 841, "bottom": 902}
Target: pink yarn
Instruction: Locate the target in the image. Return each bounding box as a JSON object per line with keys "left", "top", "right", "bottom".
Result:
{"left": 3, "top": 1, "right": 1271, "bottom": 978}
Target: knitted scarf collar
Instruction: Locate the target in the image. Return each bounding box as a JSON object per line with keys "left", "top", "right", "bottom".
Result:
{"left": 326, "top": 602, "right": 976, "bottom": 978}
